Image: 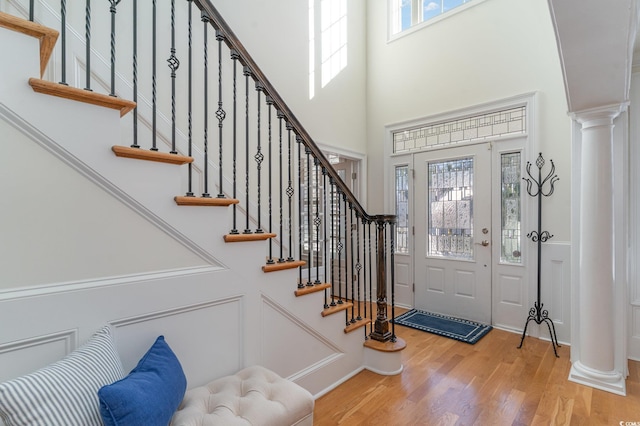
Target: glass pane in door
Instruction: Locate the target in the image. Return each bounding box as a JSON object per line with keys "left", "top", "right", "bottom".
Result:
{"left": 427, "top": 157, "right": 474, "bottom": 260}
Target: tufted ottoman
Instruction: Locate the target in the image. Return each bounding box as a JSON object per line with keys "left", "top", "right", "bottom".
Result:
{"left": 170, "top": 365, "right": 314, "bottom": 426}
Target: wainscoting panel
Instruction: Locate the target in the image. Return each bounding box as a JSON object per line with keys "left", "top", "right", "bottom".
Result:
{"left": 0, "top": 330, "right": 76, "bottom": 382}
{"left": 111, "top": 296, "right": 244, "bottom": 388}
{"left": 260, "top": 295, "right": 343, "bottom": 380}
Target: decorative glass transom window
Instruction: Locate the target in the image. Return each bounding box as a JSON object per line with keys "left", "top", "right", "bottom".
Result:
{"left": 393, "top": 106, "right": 526, "bottom": 154}
{"left": 390, "top": 0, "right": 479, "bottom": 37}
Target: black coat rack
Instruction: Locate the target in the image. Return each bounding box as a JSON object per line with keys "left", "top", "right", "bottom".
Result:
{"left": 517, "top": 152, "right": 561, "bottom": 357}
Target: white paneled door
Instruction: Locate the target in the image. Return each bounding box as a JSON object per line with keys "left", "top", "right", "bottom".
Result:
{"left": 414, "top": 143, "right": 492, "bottom": 324}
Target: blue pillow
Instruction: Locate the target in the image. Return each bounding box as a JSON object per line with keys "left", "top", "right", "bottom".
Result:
{"left": 98, "top": 336, "right": 187, "bottom": 426}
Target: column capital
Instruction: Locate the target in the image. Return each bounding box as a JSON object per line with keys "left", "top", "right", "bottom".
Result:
{"left": 569, "top": 102, "right": 629, "bottom": 129}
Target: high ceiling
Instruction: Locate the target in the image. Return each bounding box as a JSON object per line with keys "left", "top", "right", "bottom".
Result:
{"left": 547, "top": 0, "right": 639, "bottom": 113}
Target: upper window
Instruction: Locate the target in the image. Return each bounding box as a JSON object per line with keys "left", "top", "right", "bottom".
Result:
{"left": 390, "top": 0, "right": 477, "bottom": 37}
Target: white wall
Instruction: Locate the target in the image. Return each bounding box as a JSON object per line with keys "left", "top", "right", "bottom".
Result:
{"left": 0, "top": 117, "right": 207, "bottom": 291}
{"left": 366, "top": 0, "right": 571, "bottom": 242}
{"left": 213, "top": 0, "right": 369, "bottom": 155}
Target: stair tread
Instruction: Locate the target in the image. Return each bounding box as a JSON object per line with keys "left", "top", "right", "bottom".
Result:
{"left": 0, "top": 12, "right": 58, "bottom": 77}
{"left": 262, "top": 260, "right": 306, "bottom": 272}
{"left": 363, "top": 336, "right": 407, "bottom": 353}
{"left": 224, "top": 232, "right": 277, "bottom": 243}
{"left": 344, "top": 318, "right": 371, "bottom": 334}
{"left": 175, "top": 196, "right": 239, "bottom": 206}
{"left": 321, "top": 302, "right": 353, "bottom": 317}
{"left": 29, "top": 79, "right": 136, "bottom": 117}
{"left": 112, "top": 146, "right": 193, "bottom": 164}
{"left": 294, "top": 282, "right": 331, "bottom": 297}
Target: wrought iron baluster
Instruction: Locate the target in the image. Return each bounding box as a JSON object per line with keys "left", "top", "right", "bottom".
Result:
{"left": 243, "top": 66, "right": 252, "bottom": 234}
{"left": 29, "top": 0, "right": 34, "bottom": 21}
{"left": 151, "top": 0, "right": 157, "bottom": 150}
{"left": 297, "top": 136, "right": 304, "bottom": 288}
{"left": 130, "top": 0, "right": 139, "bottom": 148}
{"left": 108, "top": 0, "right": 121, "bottom": 97}
{"left": 365, "top": 219, "right": 372, "bottom": 337}
{"left": 314, "top": 158, "right": 321, "bottom": 285}
{"left": 59, "top": 0, "right": 67, "bottom": 85}
{"left": 286, "top": 123, "right": 294, "bottom": 261}
{"left": 337, "top": 189, "right": 343, "bottom": 304}
{"left": 390, "top": 220, "right": 396, "bottom": 342}
{"left": 167, "top": 0, "right": 180, "bottom": 154}
{"left": 84, "top": 0, "right": 91, "bottom": 91}
{"left": 306, "top": 147, "right": 313, "bottom": 287}
{"left": 323, "top": 167, "right": 328, "bottom": 288}
{"left": 184, "top": 0, "right": 193, "bottom": 194}
{"left": 349, "top": 203, "right": 355, "bottom": 323}
{"left": 216, "top": 30, "right": 226, "bottom": 197}
{"left": 230, "top": 50, "right": 239, "bottom": 234}
{"left": 254, "top": 82, "right": 264, "bottom": 233}
{"left": 202, "top": 11, "right": 210, "bottom": 197}
{"left": 266, "top": 96, "right": 275, "bottom": 264}
{"left": 330, "top": 179, "right": 336, "bottom": 307}
{"left": 356, "top": 213, "right": 362, "bottom": 321}
{"left": 277, "top": 110, "right": 285, "bottom": 262}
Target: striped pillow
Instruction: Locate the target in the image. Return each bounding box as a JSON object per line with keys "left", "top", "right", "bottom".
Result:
{"left": 0, "top": 326, "right": 125, "bottom": 426}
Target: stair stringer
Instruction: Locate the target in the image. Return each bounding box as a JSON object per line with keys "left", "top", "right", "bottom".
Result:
{"left": 0, "top": 21, "right": 371, "bottom": 397}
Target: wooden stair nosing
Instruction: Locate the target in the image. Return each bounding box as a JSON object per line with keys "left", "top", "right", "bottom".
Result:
{"left": 294, "top": 282, "right": 331, "bottom": 297}
{"left": 363, "top": 336, "right": 407, "bottom": 353}
{"left": 224, "top": 232, "right": 277, "bottom": 243}
{"left": 344, "top": 318, "right": 372, "bottom": 334}
{"left": 29, "top": 78, "right": 136, "bottom": 117}
{"left": 262, "top": 260, "right": 306, "bottom": 273}
{"left": 321, "top": 301, "right": 353, "bottom": 317}
{"left": 112, "top": 145, "right": 193, "bottom": 165}
{"left": 174, "top": 196, "right": 239, "bottom": 206}
{"left": 0, "top": 12, "right": 58, "bottom": 77}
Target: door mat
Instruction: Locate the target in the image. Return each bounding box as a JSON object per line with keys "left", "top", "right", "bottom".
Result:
{"left": 392, "top": 309, "right": 492, "bottom": 344}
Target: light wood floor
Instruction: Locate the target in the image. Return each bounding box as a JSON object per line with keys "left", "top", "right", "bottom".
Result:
{"left": 313, "top": 323, "right": 640, "bottom": 425}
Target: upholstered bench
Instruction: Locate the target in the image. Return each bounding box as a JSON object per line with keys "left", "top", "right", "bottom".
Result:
{"left": 170, "top": 365, "right": 314, "bottom": 426}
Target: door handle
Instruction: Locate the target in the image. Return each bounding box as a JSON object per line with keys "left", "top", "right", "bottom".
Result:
{"left": 475, "top": 240, "right": 490, "bottom": 247}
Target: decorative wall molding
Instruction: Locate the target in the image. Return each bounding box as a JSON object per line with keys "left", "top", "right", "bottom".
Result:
{"left": 0, "top": 265, "right": 222, "bottom": 301}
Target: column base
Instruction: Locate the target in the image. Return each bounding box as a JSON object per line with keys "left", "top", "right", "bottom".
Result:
{"left": 568, "top": 361, "right": 626, "bottom": 396}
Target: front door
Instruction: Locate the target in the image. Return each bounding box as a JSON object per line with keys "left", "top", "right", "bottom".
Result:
{"left": 414, "top": 143, "right": 492, "bottom": 324}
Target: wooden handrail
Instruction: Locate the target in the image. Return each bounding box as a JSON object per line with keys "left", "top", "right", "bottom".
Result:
{"left": 194, "top": 1, "right": 395, "bottom": 226}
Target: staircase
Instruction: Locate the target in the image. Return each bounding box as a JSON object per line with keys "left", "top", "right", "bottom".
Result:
{"left": 0, "top": 0, "right": 403, "bottom": 397}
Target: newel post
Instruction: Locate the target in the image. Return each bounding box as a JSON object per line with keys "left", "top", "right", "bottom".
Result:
{"left": 371, "top": 217, "right": 392, "bottom": 342}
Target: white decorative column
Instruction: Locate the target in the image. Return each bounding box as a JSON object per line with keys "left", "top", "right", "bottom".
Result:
{"left": 569, "top": 105, "right": 626, "bottom": 395}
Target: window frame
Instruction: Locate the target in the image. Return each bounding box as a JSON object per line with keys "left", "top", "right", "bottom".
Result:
{"left": 388, "top": 0, "right": 489, "bottom": 42}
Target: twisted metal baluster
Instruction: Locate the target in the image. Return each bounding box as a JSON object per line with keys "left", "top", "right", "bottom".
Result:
{"left": 84, "top": 0, "right": 91, "bottom": 91}
{"left": 306, "top": 146, "right": 313, "bottom": 287}
{"left": 167, "top": 0, "right": 180, "bottom": 154}
{"left": 151, "top": 0, "right": 157, "bottom": 150}
{"left": 390, "top": 220, "right": 397, "bottom": 342}
{"left": 349, "top": 203, "right": 355, "bottom": 323}
{"left": 243, "top": 66, "right": 252, "bottom": 234}
{"left": 130, "top": 0, "right": 139, "bottom": 148}
{"left": 108, "top": 0, "right": 122, "bottom": 97}
{"left": 229, "top": 50, "right": 240, "bottom": 234}
{"left": 298, "top": 137, "right": 304, "bottom": 288}
{"left": 216, "top": 30, "right": 226, "bottom": 197}
{"left": 337, "top": 188, "right": 343, "bottom": 304}
{"left": 277, "top": 110, "right": 285, "bottom": 262}
{"left": 356, "top": 213, "right": 362, "bottom": 321}
{"left": 255, "top": 82, "right": 264, "bottom": 233}
{"left": 266, "top": 96, "right": 275, "bottom": 263}
{"left": 330, "top": 178, "right": 337, "bottom": 307}
{"left": 184, "top": 0, "right": 193, "bottom": 194}
{"left": 314, "top": 158, "right": 321, "bottom": 285}
{"left": 59, "top": 0, "right": 67, "bottom": 85}
{"left": 286, "top": 123, "right": 294, "bottom": 261}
